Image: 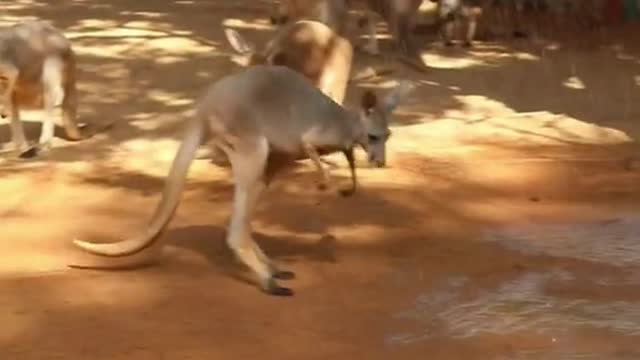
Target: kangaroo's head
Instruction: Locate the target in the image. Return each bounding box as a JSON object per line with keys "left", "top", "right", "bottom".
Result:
{"left": 358, "top": 81, "right": 415, "bottom": 168}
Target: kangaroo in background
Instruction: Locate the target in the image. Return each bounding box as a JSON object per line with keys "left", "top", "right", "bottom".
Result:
{"left": 357, "top": 0, "right": 423, "bottom": 55}
{"left": 225, "top": 20, "right": 353, "bottom": 105}
{"left": 0, "top": 20, "right": 90, "bottom": 158}
{"left": 270, "top": 0, "right": 350, "bottom": 35}
{"left": 433, "top": 0, "right": 483, "bottom": 47}
{"left": 269, "top": 0, "right": 373, "bottom": 53}
{"left": 270, "top": 0, "right": 423, "bottom": 56}
{"left": 71, "top": 65, "right": 414, "bottom": 296}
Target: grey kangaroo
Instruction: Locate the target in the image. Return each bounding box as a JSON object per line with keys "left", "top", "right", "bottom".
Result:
{"left": 219, "top": 20, "right": 354, "bottom": 166}
{"left": 71, "top": 65, "right": 414, "bottom": 296}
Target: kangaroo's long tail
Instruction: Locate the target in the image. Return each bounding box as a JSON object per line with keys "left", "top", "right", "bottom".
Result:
{"left": 71, "top": 116, "right": 206, "bottom": 258}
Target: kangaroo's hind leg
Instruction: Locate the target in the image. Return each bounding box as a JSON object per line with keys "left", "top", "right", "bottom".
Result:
{"left": 219, "top": 135, "right": 294, "bottom": 296}
{"left": 1, "top": 63, "right": 33, "bottom": 157}
{"left": 39, "top": 56, "right": 67, "bottom": 151}
{"left": 9, "top": 93, "right": 36, "bottom": 158}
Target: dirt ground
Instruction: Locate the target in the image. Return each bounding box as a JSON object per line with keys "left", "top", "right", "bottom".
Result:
{"left": 1, "top": 1, "right": 640, "bottom": 359}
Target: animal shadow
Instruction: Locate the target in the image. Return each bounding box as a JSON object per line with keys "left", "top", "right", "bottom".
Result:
{"left": 163, "top": 225, "right": 338, "bottom": 284}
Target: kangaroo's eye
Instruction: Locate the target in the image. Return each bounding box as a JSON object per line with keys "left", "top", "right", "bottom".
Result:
{"left": 368, "top": 134, "right": 380, "bottom": 142}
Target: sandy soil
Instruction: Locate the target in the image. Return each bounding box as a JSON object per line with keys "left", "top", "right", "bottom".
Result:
{"left": 1, "top": 1, "right": 640, "bottom": 359}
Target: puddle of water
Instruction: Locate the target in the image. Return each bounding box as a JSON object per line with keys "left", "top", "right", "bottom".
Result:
{"left": 483, "top": 214, "right": 640, "bottom": 266}
{"left": 387, "top": 214, "right": 640, "bottom": 351}
{"left": 388, "top": 271, "right": 640, "bottom": 345}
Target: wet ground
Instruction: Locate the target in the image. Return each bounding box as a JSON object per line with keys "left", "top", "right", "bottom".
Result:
{"left": 1, "top": 1, "right": 640, "bottom": 359}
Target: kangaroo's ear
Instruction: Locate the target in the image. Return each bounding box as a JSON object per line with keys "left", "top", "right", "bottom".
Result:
{"left": 382, "top": 80, "right": 415, "bottom": 114}
{"left": 224, "top": 28, "right": 255, "bottom": 55}
{"left": 361, "top": 90, "right": 378, "bottom": 113}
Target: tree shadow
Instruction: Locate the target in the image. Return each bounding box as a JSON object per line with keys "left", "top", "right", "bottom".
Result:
{"left": 2, "top": 1, "right": 640, "bottom": 358}
{"left": 1, "top": 0, "right": 635, "bottom": 172}
{"left": 0, "top": 0, "right": 275, "bottom": 165}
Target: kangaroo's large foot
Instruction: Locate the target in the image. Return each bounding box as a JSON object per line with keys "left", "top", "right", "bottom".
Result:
{"left": 262, "top": 277, "right": 294, "bottom": 296}
{"left": 18, "top": 146, "right": 38, "bottom": 159}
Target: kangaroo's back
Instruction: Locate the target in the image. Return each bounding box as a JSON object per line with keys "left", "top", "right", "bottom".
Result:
{"left": 264, "top": 20, "right": 353, "bottom": 104}
{"left": 1, "top": 21, "right": 73, "bottom": 76}
{"left": 199, "top": 65, "right": 353, "bottom": 153}
{"left": 263, "top": 20, "right": 350, "bottom": 77}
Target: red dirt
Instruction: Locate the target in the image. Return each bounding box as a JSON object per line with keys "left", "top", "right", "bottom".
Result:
{"left": 1, "top": 1, "right": 640, "bottom": 359}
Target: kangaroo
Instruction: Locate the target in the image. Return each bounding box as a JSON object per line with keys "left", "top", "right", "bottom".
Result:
{"left": 270, "top": 0, "right": 422, "bottom": 56}
{"left": 0, "top": 20, "right": 89, "bottom": 158}
{"left": 225, "top": 20, "right": 353, "bottom": 105}
{"left": 358, "top": 0, "right": 423, "bottom": 55}
{"left": 433, "top": 0, "right": 483, "bottom": 47}
{"left": 270, "top": 0, "right": 350, "bottom": 35}
{"left": 71, "top": 65, "right": 414, "bottom": 296}
{"left": 269, "top": 0, "right": 371, "bottom": 53}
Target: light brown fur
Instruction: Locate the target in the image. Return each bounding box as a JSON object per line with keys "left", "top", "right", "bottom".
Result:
{"left": 226, "top": 20, "right": 354, "bottom": 105}
{"left": 270, "top": 0, "right": 423, "bottom": 55}
{"left": 0, "top": 20, "right": 87, "bottom": 158}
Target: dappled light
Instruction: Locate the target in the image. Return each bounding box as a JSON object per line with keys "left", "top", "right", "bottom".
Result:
{"left": 420, "top": 44, "right": 541, "bottom": 70}
{"left": 1, "top": 0, "right": 640, "bottom": 359}
{"left": 222, "top": 17, "right": 276, "bottom": 31}
{"left": 562, "top": 75, "right": 587, "bottom": 90}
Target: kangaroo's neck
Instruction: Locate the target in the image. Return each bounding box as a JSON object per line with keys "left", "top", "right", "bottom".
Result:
{"left": 345, "top": 108, "right": 366, "bottom": 148}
